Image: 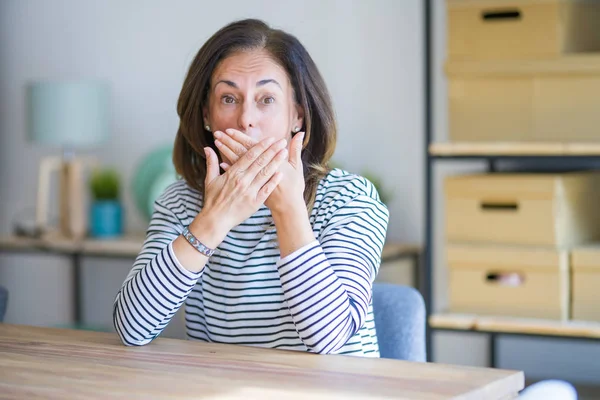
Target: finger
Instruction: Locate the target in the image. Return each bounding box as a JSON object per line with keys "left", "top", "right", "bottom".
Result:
{"left": 225, "top": 128, "right": 258, "bottom": 149}
{"left": 290, "top": 132, "right": 305, "bottom": 169}
{"left": 245, "top": 139, "right": 287, "bottom": 181}
{"left": 220, "top": 162, "right": 231, "bottom": 171}
{"left": 256, "top": 171, "right": 283, "bottom": 204}
{"left": 214, "top": 130, "right": 248, "bottom": 161}
{"left": 229, "top": 137, "right": 276, "bottom": 173}
{"left": 249, "top": 147, "right": 288, "bottom": 190}
{"left": 215, "top": 139, "right": 240, "bottom": 164}
{"left": 204, "top": 147, "right": 220, "bottom": 185}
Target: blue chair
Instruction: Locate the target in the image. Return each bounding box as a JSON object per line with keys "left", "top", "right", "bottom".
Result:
{"left": 372, "top": 283, "right": 426, "bottom": 361}
{"left": 0, "top": 286, "right": 7, "bottom": 322}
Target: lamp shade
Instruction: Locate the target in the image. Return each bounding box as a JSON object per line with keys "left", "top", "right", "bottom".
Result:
{"left": 27, "top": 81, "right": 110, "bottom": 148}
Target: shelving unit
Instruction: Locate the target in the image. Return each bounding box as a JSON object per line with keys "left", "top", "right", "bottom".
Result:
{"left": 0, "top": 234, "right": 145, "bottom": 330}
{"left": 423, "top": 141, "right": 600, "bottom": 365}
{"left": 421, "top": 0, "right": 600, "bottom": 365}
{"left": 429, "top": 313, "right": 600, "bottom": 368}
{"left": 420, "top": 0, "right": 600, "bottom": 367}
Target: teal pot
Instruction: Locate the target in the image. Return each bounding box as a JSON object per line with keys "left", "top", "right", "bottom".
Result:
{"left": 90, "top": 201, "right": 123, "bottom": 238}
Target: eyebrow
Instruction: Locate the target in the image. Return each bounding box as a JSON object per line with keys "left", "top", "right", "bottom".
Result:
{"left": 215, "top": 80, "right": 238, "bottom": 89}
{"left": 257, "top": 79, "right": 281, "bottom": 89}
{"left": 214, "top": 79, "right": 282, "bottom": 90}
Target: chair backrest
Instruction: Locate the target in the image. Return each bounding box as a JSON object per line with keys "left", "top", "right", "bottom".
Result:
{"left": 372, "top": 283, "right": 426, "bottom": 361}
{"left": 0, "top": 286, "right": 8, "bottom": 322}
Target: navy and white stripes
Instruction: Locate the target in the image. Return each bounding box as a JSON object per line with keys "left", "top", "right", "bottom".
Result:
{"left": 113, "top": 168, "right": 389, "bottom": 356}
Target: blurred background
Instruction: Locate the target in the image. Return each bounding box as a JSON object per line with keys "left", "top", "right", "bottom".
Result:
{"left": 0, "top": 0, "right": 423, "bottom": 242}
{"left": 0, "top": 0, "right": 422, "bottom": 345}
{"left": 1, "top": 0, "right": 599, "bottom": 398}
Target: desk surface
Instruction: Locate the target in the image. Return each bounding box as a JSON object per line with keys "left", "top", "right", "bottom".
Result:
{"left": 0, "top": 324, "right": 523, "bottom": 400}
{"left": 0, "top": 235, "right": 420, "bottom": 261}
{"left": 430, "top": 313, "right": 600, "bottom": 339}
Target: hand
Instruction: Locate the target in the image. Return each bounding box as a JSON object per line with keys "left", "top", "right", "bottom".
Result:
{"left": 192, "top": 137, "right": 288, "bottom": 244}
{"left": 215, "top": 129, "right": 306, "bottom": 216}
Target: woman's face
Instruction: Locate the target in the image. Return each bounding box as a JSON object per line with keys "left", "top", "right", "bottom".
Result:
{"left": 204, "top": 49, "right": 304, "bottom": 164}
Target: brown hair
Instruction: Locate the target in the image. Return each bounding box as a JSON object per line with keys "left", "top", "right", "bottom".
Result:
{"left": 173, "top": 19, "right": 337, "bottom": 211}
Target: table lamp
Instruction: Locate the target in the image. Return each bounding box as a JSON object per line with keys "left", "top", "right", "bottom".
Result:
{"left": 27, "top": 80, "right": 110, "bottom": 239}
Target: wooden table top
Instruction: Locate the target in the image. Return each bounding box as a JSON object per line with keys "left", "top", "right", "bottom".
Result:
{"left": 430, "top": 313, "right": 600, "bottom": 339}
{"left": 0, "top": 324, "right": 523, "bottom": 399}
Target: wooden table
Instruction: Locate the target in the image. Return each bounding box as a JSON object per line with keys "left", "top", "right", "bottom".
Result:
{"left": 0, "top": 235, "right": 422, "bottom": 325}
{"left": 0, "top": 324, "right": 524, "bottom": 399}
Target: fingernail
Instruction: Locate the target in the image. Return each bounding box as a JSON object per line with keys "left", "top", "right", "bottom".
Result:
{"left": 214, "top": 131, "right": 222, "bottom": 139}
{"left": 204, "top": 147, "right": 209, "bottom": 156}
{"left": 215, "top": 140, "right": 222, "bottom": 147}
{"left": 299, "top": 132, "right": 305, "bottom": 141}
{"left": 220, "top": 163, "right": 228, "bottom": 170}
{"left": 225, "top": 129, "right": 235, "bottom": 135}
{"left": 280, "top": 139, "right": 287, "bottom": 147}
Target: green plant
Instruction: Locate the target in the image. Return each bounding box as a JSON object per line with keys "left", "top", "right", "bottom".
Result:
{"left": 361, "top": 169, "right": 392, "bottom": 205}
{"left": 90, "top": 168, "right": 120, "bottom": 201}
{"left": 329, "top": 160, "right": 392, "bottom": 205}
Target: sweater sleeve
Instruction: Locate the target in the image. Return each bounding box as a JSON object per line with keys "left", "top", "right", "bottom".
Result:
{"left": 276, "top": 180, "right": 389, "bottom": 354}
{"left": 113, "top": 188, "right": 202, "bottom": 346}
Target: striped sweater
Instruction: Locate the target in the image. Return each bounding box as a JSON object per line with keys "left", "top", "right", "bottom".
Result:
{"left": 113, "top": 168, "right": 389, "bottom": 356}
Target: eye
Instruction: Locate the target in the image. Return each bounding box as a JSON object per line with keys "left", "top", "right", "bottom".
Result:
{"left": 261, "top": 96, "right": 275, "bottom": 105}
{"left": 221, "top": 95, "right": 236, "bottom": 104}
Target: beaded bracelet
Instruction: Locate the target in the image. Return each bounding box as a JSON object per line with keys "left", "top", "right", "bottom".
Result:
{"left": 182, "top": 226, "right": 215, "bottom": 257}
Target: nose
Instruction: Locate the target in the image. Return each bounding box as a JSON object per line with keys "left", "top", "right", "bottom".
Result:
{"left": 237, "top": 100, "right": 258, "bottom": 134}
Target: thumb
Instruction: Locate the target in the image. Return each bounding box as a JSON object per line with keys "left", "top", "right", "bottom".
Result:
{"left": 290, "top": 132, "right": 304, "bottom": 168}
{"left": 204, "top": 147, "right": 220, "bottom": 186}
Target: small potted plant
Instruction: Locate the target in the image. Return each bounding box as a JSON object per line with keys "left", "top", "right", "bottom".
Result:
{"left": 89, "top": 168, "right": 123, "bottom": 238}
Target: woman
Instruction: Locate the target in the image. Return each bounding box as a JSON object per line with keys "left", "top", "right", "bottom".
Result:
{"left": 114, "top": 19, "right": 389, "bottom": 357}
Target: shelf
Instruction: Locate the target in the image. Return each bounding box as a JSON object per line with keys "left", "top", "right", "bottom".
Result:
{"left": 445, "top": 54, "right": 600, "bottom": 77}
{"left": 430, "top": 313, "right": 600, "bottom": 340}
{"left": 381, "top": 243, "right": 421, "bottom": 262}
{"left": 81, "top": 236, "right": 144, "bottom": 257}
{"left": 0, "top": 234, "right": 418, "bottom": 263}
{"left": 0, "top": 234, "right": 145, "bottom": 258}
{"left": 429, "top": 142, "right": 600, "bottom": 158}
